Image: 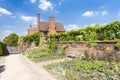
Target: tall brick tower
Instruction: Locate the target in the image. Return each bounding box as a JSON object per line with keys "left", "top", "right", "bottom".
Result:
{"left": 48, "top": 17, "right": 56, "bottom": 34}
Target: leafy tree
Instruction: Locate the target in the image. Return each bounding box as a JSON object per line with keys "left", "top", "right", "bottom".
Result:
{"left": 4, "top": 33, "right": 19, "bottom": 46}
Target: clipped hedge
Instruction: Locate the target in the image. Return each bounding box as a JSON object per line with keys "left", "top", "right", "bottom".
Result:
{"left": 0, "top": 41, "right": 4, "bottom": 56}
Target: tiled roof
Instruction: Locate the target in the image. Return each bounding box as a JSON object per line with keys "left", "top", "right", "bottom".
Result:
{"left": 39, "top": 22, "right": 49, "bottom": 31}
{"left": 39, "top": 22, "right": 65, "bottom": 32}
{"left": 55, "top": 23, "right": 65, "bottom": 32}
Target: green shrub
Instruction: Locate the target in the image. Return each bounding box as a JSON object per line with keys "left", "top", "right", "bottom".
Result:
{"left": 4, "top": 33, "right": 19, "bottom": 46}
{"left": 47, "top": 42, "right": 57, "bottom": 54}
{"left": 115, "top": 42, "right": 120, "bottom": 50}
{"left": 0, "top": 41, "right": 4, "bottom": 56}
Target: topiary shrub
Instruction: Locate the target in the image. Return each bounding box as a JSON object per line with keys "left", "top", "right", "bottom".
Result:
{"left": 0, "top": 41, "right": 4, "bottom": 56}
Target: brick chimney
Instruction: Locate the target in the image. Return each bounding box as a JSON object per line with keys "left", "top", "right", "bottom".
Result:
{"left": 38, "top": 13, "right": 40, "bottom": 27}
{"left": 48, "top": 17, "right": 56, "bottom": 34}
{"left": 30, "top": 24, "right": 32, "bottom": 28}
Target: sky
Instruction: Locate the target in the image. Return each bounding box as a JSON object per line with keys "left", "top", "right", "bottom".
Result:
{"left": 0, "top": 0, "right": 120, "bottom": 40}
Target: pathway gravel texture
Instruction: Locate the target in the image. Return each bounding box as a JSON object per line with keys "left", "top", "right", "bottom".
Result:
{"left": 0, "top": 54, "right": 69, "bottom": 80}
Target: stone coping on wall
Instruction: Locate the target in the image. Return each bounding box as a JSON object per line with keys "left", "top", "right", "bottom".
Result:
{"left": 57, "top": 41, "right": 117, "bottom": 44}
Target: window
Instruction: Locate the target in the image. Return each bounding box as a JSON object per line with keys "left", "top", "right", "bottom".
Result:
{"left": 43, "top": 32, "right": 48, "bottom": 36}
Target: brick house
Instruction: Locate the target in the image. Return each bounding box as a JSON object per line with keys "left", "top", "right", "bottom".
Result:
{"left": 28, "top": 13, "right": 65, "bottom": 36}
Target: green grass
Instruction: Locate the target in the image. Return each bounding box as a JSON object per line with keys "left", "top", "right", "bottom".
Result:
{"left": 45, "top": 59, "right": 120, "bottom": 80}
{"left": 24, "top": 49, "right": 65, "bottom": 61}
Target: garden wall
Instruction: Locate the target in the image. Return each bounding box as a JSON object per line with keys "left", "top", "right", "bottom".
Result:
{"left": 4, "top": 45, "right": 20, "bottom": 55}
{"left": 57, "top": 41, "right": 117, "bottom": 57}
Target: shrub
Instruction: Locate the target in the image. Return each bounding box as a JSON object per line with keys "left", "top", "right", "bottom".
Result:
{"left": 115, "top": 42, "right": 120, "bottom": 50}
{"left": 47, "top": 41, "right": 57, "bottom": 54}
{"left": 0, "top": 41, "right": 4, "bottom": 56}
{"left": 4, "top": 33, "right": 19, "bottom": 46}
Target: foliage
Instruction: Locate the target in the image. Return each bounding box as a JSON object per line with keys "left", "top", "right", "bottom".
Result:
{"left": 47, "top": 41, "right": 57, "bottom": 53}
{"left": 46, "top": 21, "right": 120, "bottom": 42}
{"left": 0, "top": 41, "right": 4, "bottom": 56}
{"left": 18, "top": 36, "right": 24, "bottom": 45}
{"left": 45, "top": 59, "right": 120, "bottom": 80}
{"left": 31, "top": 32, "right": 40, "bottom": 45}
{"left": 4, "top": 33, "right": 19, "bottom": 46}
{"left": 23, "top": 32, "right": 40, "bottom": 46}
{"left": 24, "top": 48, "right": 65, "bottom": 61}
{"left": 115, "top": 42, "right": 120, "bottom": 50}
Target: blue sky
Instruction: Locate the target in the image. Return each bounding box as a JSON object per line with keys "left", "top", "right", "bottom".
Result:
{"left": 0, "top": 0, "right": 120, "bottom": 40}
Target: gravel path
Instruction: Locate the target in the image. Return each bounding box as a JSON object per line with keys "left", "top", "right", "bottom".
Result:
{"left": 0, "top": 54, "right": 69, "bottom": 80}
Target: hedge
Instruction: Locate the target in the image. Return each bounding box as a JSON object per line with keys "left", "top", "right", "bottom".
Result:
{"left": 0, "top": 41, "right": 4, "bottom": 56}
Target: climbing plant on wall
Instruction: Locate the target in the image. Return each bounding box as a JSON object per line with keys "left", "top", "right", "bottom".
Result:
{"left": 47, "top": 21, "right": 120, "bottom": 42}
{"left": 23, "top": 32, "right": 40, "bottom": 46}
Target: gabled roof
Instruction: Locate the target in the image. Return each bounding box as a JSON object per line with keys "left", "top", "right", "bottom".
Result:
{"left": 39, "top": 22, "right": 49, "bottom": 31}
{"left": 39, "top": 22, "right": 65, "bottom": 32}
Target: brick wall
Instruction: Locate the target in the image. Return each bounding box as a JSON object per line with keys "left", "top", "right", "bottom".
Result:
{"left": 28, "top": 27, "right": 39, "bottom": 35}
{"left": 57, "top": 41, "right": 117, "bottom": 56}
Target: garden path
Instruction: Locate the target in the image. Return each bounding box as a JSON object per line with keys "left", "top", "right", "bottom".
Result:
{"left": 0, "top": 54, "right": 69, "bottom": 80}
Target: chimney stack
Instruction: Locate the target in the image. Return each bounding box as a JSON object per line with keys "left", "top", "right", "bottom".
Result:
{"left": 38, "top": 13, "right": 40, "bottom": 26}
{"left": 48, "top": 17, "right": 56, "bottom": 34}
{"left": 30, "top": 24, "right": 32, "bottom": 28}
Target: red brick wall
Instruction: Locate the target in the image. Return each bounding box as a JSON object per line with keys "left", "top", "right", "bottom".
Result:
{"left": 58, "top": 41, "right": 116, "bottom": 56}
{"left": 28, "top": 28, "right": 39, "bottom": 35}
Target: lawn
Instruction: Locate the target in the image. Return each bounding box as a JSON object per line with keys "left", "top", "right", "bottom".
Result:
{"left": 45, "top": 59, "right": 120, "bottom": 80}
{"left": 24, "top": 49, "right": 66, "bottom": 61}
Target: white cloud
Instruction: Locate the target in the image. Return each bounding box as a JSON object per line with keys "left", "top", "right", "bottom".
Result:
{"left": 83, "top": 23, "right": 107, "bottom": 27}
{"left": 82, "top": 10, "right": 108, "bottom": 17}
{"left": 82, "top": 11, "right": 94, "bottom": 17}
{"left": 20, "top": 15, "right": 37, "bottom": 25}
{"left": 65, "top": 24, "right": 80, "bottom": 31}
{"left": 101, "top": 11, "right": 108, "bottom": 16}
{"left": 0, "top": 7, "right": 12, "bottom": 15}
{"left": 30, "top": 0, "right": 37, "bottom": 3}
{"left": 38, "top": 0, "right": 54, "bottom": 11}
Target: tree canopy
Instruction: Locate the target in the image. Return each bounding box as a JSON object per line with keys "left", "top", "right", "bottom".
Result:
{"left": 4, "top": 33, "right": 19, "bottom": 46}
